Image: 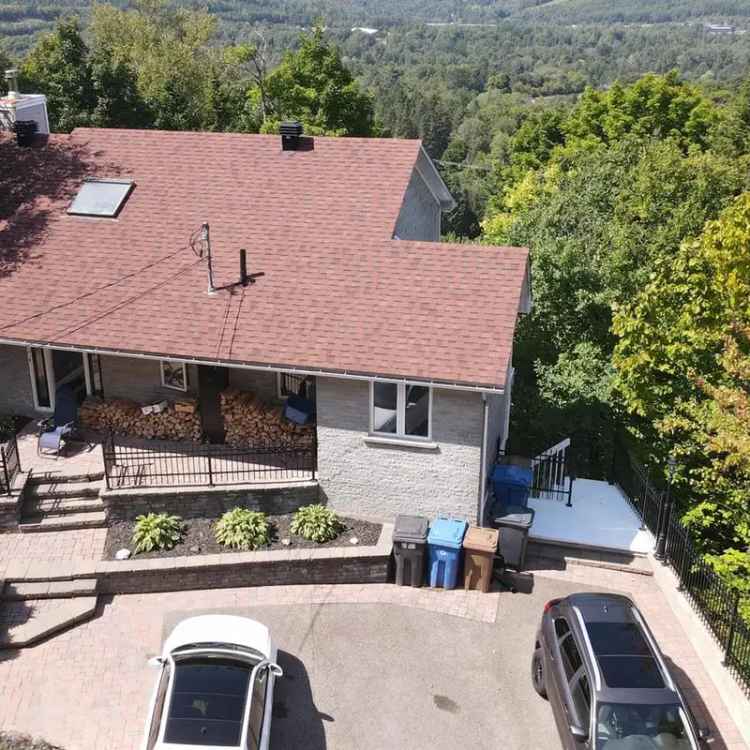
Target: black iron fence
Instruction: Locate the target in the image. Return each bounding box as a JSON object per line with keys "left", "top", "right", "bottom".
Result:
{"left": 102, "top": 433, "right": 317, "bottom": 490}
{"left": 0, "top": 432, "right": 21, "bottom": 495}
{"left": 611, "top": 437, "right": 750, "bottom": 696}
{"left": 531, "top": 450, "right": 574, "bottom": 505}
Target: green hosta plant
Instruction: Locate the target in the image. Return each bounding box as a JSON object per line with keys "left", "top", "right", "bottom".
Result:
{"left": 131, "top": 513, "right": 185, "bottom": 554}
{"left": 214, "top": 508, "right": 270, "bottom": 551}
{"left": 290, "top": 504, "right": 343, "bottom": 543}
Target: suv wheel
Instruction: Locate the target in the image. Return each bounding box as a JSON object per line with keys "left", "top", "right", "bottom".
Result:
{"left": 531, "top": 648, "right": 547, "bottom": 699}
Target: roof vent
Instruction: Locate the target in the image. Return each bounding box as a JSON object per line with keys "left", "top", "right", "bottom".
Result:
{"left": 1, "top": 68, "right": 50, "bottom": 137}
{"left": 280, "top": 121, "right": 304, "bottom": 151}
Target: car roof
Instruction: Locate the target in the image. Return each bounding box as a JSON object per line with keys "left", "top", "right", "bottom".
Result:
{"left": 163, "top": 615, "right": 272, "bottom": 659}
{"left": 562, "top": 594, "right": 682, "bottom": 703}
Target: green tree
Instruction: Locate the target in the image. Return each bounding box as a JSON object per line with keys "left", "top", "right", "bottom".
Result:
{"left": 20, "top": 18, "right": 94, "bottom": 132}
{"left": 564, "top": 71, "right": 719, "bottom": 151}
{"left": 263, "top": 26, "right": 375, "bottom": 136}
{"left": 613, "top": 196, "right": 750, "bottom": 596}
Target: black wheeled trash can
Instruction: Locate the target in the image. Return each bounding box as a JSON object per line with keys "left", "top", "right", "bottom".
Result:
{"left": 491, "top": 505, "right": 535, "bottom": 571}
{"left": 392, "top": 514, "right": 429, "bottom": 587}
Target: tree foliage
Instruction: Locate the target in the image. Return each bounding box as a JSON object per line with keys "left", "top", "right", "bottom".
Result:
{"left": 263, "top": 25, "right": 375, "bottom": 136}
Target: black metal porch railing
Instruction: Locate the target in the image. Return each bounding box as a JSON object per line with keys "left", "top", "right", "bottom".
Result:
{"left": 0, "top": 432, "right": 21, "bottom": 495}
{"left": 610, "top": 436, "right": 750, "bottom": 696}
{"left": 102, "top": 432, "right": 317, "bottom": 490}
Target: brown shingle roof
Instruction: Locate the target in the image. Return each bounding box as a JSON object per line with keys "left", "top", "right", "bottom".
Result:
{"left": 0, "top": 129, "right": 528, "bottom": 389}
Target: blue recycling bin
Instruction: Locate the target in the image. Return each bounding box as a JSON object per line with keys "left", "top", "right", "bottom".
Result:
{"left": 427, "top": 518, "right": 468, "bottom": 589}
{"left": 490, "top": 463, "right": 533, "bottom": 513}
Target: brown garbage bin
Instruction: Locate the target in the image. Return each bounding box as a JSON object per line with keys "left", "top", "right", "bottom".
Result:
{"left": 463, "top": 525, "right": 499, "bottom": 593}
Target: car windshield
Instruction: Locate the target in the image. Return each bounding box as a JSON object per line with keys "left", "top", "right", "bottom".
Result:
{"left": 163, "top": 657, "right": 251, "bottom": 747}
{"left": 596, "top": 703, "right": 696, "bottom": 750}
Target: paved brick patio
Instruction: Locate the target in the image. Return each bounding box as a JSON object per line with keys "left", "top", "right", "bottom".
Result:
{"left": 0, "top": 528, "right": 107, "bottom": 580}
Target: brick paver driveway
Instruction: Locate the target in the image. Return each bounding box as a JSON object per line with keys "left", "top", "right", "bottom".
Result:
{"left": 0, "top": 563, "right": 747, "bottom": 750}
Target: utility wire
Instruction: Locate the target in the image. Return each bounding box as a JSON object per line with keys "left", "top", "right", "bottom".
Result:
{"left": 214, "top": 289, "right": 234, "bottom": 359}
{"left": 0, "top": 227, "right": 204, "bottom": 334}
{"left": 52, "top": 257, "right": 203, "bottom": 339}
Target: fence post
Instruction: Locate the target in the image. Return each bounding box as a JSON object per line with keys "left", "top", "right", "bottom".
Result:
{"left": 207, "top": 448, "right": 214, "bottom": 487}
{"left": 723, "top": 590, "right": 741, "bottom": 667}
{"left": 102, "top": 434, "right": 111, "bottom": 491}
{"left": 1, "top": 444, "right": 10, "bottom": 496}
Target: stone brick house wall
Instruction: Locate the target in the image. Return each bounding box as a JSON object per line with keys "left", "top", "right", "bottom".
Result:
{"left": 0, "top": 344, "right": 37, "bottom": 417}
{"left": 315, "top": 376, "right": 509, "bottom": 523}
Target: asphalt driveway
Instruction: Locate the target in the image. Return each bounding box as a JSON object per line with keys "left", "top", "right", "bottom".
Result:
{"left": 159, "top": 576, "right": 592, "bottom": 749}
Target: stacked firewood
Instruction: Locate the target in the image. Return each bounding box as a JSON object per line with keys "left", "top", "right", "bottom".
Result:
{"left": 220, "top": 387, "right": 314, "bottom": 448}
{"left": 79, "top": 397, "right": 202, "bottom": 441}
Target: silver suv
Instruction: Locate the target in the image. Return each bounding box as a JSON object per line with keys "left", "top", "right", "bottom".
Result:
{"left": 532, "top": 593, "right": 711, "bottom": 749}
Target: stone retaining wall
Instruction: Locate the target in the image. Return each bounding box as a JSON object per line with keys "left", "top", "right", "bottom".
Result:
{"left": 102, "top": 481, "right": 320, "bottom": 521}
{"left": 8, "top": 523, "right": 394, "bottom": 595}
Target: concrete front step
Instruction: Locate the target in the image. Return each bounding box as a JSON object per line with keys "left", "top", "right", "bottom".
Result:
{"left": 25, "top": 495, "right": 104, "bottom": 516}
{"left": 19, "top": 510, "right": 107, "bottom": 532}
{"left": 527, "top": 540, "right": 654, "bottom": 576}
{"left": 28, "top": 471, "right": 105, "bottom": 486}
{"left": 26, "top": 480, "right": 101, "bottom": 499}
{"left": 0, "top": 596, "right": 98, "bottom": 648}
{"left": 2, "top": 578, "right": 98, "bottom": 600}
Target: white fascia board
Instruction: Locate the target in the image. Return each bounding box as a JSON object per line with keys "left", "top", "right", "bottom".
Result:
{"left": 0, "top": 336, "right": 505, "bottom": 395}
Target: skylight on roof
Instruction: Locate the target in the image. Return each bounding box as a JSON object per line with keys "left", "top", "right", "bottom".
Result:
{"left": 68, "top": 178, "right": 134, "bottom": 218}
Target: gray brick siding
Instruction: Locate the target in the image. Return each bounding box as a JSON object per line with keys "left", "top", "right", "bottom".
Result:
{"left": 393, "top": 170, "right": 441, "bottom": 241}
{"left": 99, "top": 355, "right": 199, "bottom": 403}
{"left": 227, "top": 368, "right": 279, "bottom": 403}
{"left": 0, "top": 344, "right": 37, "bottom": 417}
{"left": 316, "top": 377, "right": 483, "bottom": 523}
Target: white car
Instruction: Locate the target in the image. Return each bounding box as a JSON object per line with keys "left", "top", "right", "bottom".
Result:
{"left": 141, "top": 615, "right": 283, "bottom": 750}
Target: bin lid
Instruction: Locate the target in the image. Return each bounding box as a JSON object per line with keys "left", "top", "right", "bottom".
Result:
{"left": 497, "top": 454, "right": 533, "bottom": 469}
{"left": 393, "top": 514, "right": 429, "bottom": 543}
{"left": 463, "top": 525, "right": 499, "bottom": 553}
{"left": 490, "top": 464, "right": 533, "bottom": 487}
{"left": 427, "top": 518, "right": 468, "bottom": 549}
{"left": 492, "top": 505, "right": 535, "bottom": 529}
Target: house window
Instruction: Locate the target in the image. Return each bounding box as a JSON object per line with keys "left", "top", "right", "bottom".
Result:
{"left": 27, "top": 347, "right": 54, "bottom": 411}
{"left": 370, "top": 381, "right": 432, "bottom": 440}
{"left": 160, "top": 360, "right": 187, "bottom": 391}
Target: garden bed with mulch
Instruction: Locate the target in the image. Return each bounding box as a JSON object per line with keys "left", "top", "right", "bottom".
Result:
{"left": 103, "top": 514, "right": 382, "bottom": 560}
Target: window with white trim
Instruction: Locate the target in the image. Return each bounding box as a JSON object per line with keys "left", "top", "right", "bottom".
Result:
{"left": 27, "top": 347, "right": 54, "bottom": 411}
{"left": 370, "top": 381, "right": 432, "bottom": 439}
{"left": 160, "top": 360, "right": 187, "bottom": 391}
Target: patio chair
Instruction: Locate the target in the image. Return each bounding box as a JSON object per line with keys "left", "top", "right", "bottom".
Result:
{"left": 37, "top": 384, "right": 77, "bottom": 457}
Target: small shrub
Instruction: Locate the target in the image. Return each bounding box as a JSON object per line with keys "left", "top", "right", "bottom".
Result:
{"left": 214, "top": 508, "right": 270, "bottom": 550}
{"left": 290, "top": 504, "right": 343, "bottom": 543}
{"left": 131, "top": 513, "right": 185, "bottom": 554}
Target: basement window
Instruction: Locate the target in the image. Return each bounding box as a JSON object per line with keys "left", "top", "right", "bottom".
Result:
{"left": 67, "top": 178, "right": 134, "bottom": 218}
{"left": 370, "top": 381, "right": 432, "bottom": 440}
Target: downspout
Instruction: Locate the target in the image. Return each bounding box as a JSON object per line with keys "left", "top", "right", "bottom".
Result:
{"left": 477, "top": 392, "right": 490, "bottom": 525}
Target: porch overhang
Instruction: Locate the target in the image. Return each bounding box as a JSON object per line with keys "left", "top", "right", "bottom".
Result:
{"left": 0, "top": 336, "right": 507, "bottom": 395}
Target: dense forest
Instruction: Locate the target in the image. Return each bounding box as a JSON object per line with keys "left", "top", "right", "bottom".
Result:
{"left": 2, "top": 2, "right": 750, "bottom": 606}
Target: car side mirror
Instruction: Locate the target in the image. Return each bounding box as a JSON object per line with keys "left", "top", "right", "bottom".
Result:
{"left": 269, "top": 662, "right": 283, "bottom": 678}
{"left": 147, "top": 656, "right": 165, "bottom": 668}
{"left": 570, "top": 724, "right": 588, "bottom": 742}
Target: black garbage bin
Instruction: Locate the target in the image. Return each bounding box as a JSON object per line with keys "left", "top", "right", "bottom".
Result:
{"left": 491, "top": 505, "right": 535, "bottom": 571}
{"left": 392, "top": 514, "right": 429, "bottom": 587}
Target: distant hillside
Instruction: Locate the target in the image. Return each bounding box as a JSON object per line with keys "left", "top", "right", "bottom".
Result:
{"left": 518, "top": 0, "right": 750, "bottom": 25}
{"left": 1, "top": 0, "right": 749, "bottom": 57}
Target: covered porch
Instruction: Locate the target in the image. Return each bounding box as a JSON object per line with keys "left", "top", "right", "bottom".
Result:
{"left": 16, "top": 422, "right": 316, "bottom": 489}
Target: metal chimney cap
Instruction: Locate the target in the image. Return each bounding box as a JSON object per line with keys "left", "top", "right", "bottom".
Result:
{"left": 279, "top": 121, "right": 304, "bottom": 137}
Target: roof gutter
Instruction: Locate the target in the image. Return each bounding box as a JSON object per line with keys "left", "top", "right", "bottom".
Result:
{"left": 0, "top": 336, "right": 506, "bottom": 395}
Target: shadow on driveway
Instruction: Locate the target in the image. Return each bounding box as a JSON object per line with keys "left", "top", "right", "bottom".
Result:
{"left": 271, "top": 649, "right": 329, "bottom": 749}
